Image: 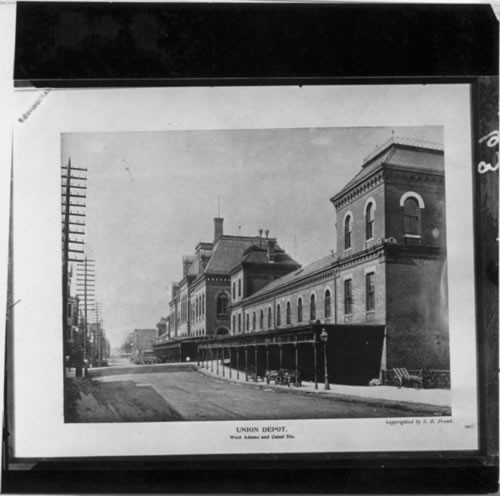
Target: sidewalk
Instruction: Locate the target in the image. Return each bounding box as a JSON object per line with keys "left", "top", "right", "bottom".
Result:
{"left": 197, "top": 360, "right": 451, "bottom": 410}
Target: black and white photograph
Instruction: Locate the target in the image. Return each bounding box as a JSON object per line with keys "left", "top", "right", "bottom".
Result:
{"left": 11, "top": 84, "right": 478, "bottom": 458}
{"left": 61, "top": 126, "right": 451, "bottom": 423}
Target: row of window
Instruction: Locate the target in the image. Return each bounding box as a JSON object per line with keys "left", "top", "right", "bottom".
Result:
{"left": 343, "top": 272, "right": 375, "bottom": 315}
{"left": 231, "top": 290, "right": 333, "bottom": 333}
{"left": 180, "top": 271, "right": 376, "bottom": 329}
{"left": 232, "top": 279, "right": 242, "bottom": 299}
{"left": 181, "top": 292, "right": 207, "bottom": 323}
{"left": 343, "top": 193, "right": 424, "bottom": 250}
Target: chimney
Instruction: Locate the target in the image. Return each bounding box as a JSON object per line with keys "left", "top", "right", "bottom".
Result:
{"left": 214, "top": 217, "right": 224, "bottom": 241}
{"left": 267, "top": 239, "right": 276, "bottom": 262}
{"left": 182, "top": 257, "right": 193, "bottom": 277}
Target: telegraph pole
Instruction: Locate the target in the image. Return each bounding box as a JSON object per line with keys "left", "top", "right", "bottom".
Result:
{"left": 61, "top": 158, "right": 87, "bottom": 377}
{"left": 76, "top": 257, "right": 95, "bottom": 374}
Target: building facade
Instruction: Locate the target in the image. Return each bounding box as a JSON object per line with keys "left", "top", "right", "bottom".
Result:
{"left": 154, "top": 219, "right": 298, "bottom": 358}
{"left": 228, "top": 136, "right": 449, "bottom": 376}
{"left": 157, "top": 136, "right": 450, "bottom": 382}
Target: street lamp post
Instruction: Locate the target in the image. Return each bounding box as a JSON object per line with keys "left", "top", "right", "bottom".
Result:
{"left": 320, "top": 328, "right": 330, "bottom": 390}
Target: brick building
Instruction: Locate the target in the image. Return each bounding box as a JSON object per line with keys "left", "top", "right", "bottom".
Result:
{"left": 226, "top": 136, "right": 449, "bottom": 378}
{"left": 158, "top": 136, "right": 449, "bottom": 383}
{"left": 154, "top": 219, "right": 298, "bottom": 361}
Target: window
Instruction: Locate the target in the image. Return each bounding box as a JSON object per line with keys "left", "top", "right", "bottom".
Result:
{"left": 268, "top": 308, "right": 272, "bottom": 328}
{"left": 286, "top": 301, "right": 291, "bottom": 325}
{"left": 366, "top": 202, "right": 374, "bottom": 240}
{"left": 344, "top": 215, "right": 352, "bottom": 250}
{"left": 297, "top": 297, "right": 303, "bottom": 323}
{"left": 403, "top": 197, "right": 421, "bottom": 235}
{"left": 260, "top": 310, "right": 264, "bottom": 330}
{"left": 366, "top": 273, "right": 375, "bottom": 311}
{"left": 252, "top": 312, "right": 256, "bottom": 330}
{"left": 246, "top": 313, "right": 250, "bottom": 331}
{"left": 276, "top": 304, "right": 281, "bottom": 326}
{"left": 238, "top": 278, "right": 242, "bottom": 297}
{"left": 216, "top": 292, "right": 229, "bottom": 315}
{"left": 232, "top": 282, "right": 236, "bottom": 299}
{"left": 238, "top": 314, "right": 241, "bottom": 333}
{"left": 232, "top": 315, "right": 236, "bottom": 332}
{"left": 324, "top": 289, "right": 332, "bottom": 319}
{"left": 310, "top": 294, "right": 316, "bottom": 321}
{"left": 344, "top": 279, "right": 353, "bottom": 315}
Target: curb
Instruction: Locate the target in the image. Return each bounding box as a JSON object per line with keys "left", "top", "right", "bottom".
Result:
{"left": 196, "top": 366, "right": 451, "bottom": 416}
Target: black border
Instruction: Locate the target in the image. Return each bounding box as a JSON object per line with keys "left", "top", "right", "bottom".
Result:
{"left": 4, "top": 2, "right": 499, "bottom": 493}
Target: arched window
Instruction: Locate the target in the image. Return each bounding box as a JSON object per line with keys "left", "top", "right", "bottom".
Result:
{"left": 268, "top": 308, "right": 272, "bottom": 328}
{"left": 297, "top": 297, "right": 303, "bottom": 323}
{"left": 246, "top": 313, "right": 250, "bottom": 331}
{"left": 238, "top": 278, "right": 242, "bottom": 297}
{"left": 238, "top": 314, "right": 241, "bottom": 333}
{"left": 276, "top": 304, "right": 281, "bottom": 326}
{"left": 403, "top": 197, "right": 421, "bottom": 235}
{"left": 344, "top": 215, "right": 352, "bottom": 250}
{"left": 324, "top": 289, "right": 332, "bottom": 319}
{"left": 252, "top": 312, "right": 256, "bottom": 330}
{"left": 260, "top": 310, "right": 264, "bottom": 330}
{"left": 286, "top": 301, "right": 291, "bottom": 325}
{"left": 365, "top": 202, "right": 374, "bottom": 240}
{"left": 216, "top": 292, "right": 229, "bottom": 316}
{"left": 232, "top": 282, "right": 236, "bottom": 299}
{"left": 310, "top": 294, "right": 316, "bottom": 321}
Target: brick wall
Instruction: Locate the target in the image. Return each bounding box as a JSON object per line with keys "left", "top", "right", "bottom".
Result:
{"left": 206, "top": 279, "right": 231, "bottom": 336}
{"left": 335, "top": 183, "right": 385, "bottom": 256}
{"left": 385, "top": 172, "right": 446, "bottom": 248}
{"left": 385, "top": 254, "right": 449, "bottom": 370}
{"left": 336, "top": 258, "right": 386, "bottom": 326}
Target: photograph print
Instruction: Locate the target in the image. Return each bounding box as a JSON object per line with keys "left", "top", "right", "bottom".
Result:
{"left": 61, "top": 125, "right": 451, "bottom": 423}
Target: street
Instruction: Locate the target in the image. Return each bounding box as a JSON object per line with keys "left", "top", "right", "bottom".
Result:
{"left": 65, "top": 364, "right": 450, "bottom": 422}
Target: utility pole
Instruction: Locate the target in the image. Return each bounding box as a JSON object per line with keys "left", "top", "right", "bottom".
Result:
{"left": 61, "top": 158, "right": 87, "bottom": 377}
{"left": 76, "top": 257, "right": 95, "bottom": 374}
{"left": 94, "top": 302, "right": 102, "bottom": 366}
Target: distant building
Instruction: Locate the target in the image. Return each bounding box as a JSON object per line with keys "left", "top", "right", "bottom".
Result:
{"left": 154, "top": 221, "right": 298, "bottom": 361}
{"left": 131, "top": 328, "right": 157, "bottom": 363}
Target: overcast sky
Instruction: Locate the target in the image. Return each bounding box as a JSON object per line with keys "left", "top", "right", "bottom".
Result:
{"left": 62, "top": 125, "right": 442, "bottom": 347}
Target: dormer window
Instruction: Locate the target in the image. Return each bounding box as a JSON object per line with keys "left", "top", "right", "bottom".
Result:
{"left": 344, "top": 214, "right": 352, "bottom": 250}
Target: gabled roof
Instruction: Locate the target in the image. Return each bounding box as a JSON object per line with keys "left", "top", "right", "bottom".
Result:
{"left": 246, "top": 254, "right": 336, "bottom": 301}
{"left": 331, "top": 138, "right": 444, "bottom": 204}
{"left": 240, "top": 246, "right": 299, "bottom": 267}
{"left": 205, "top": 236, "right": 289, "bottom": 274}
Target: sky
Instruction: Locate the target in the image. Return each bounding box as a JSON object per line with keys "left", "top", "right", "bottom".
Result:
{"left": 62, "top": 125, "right": 442, "bottom": 348}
